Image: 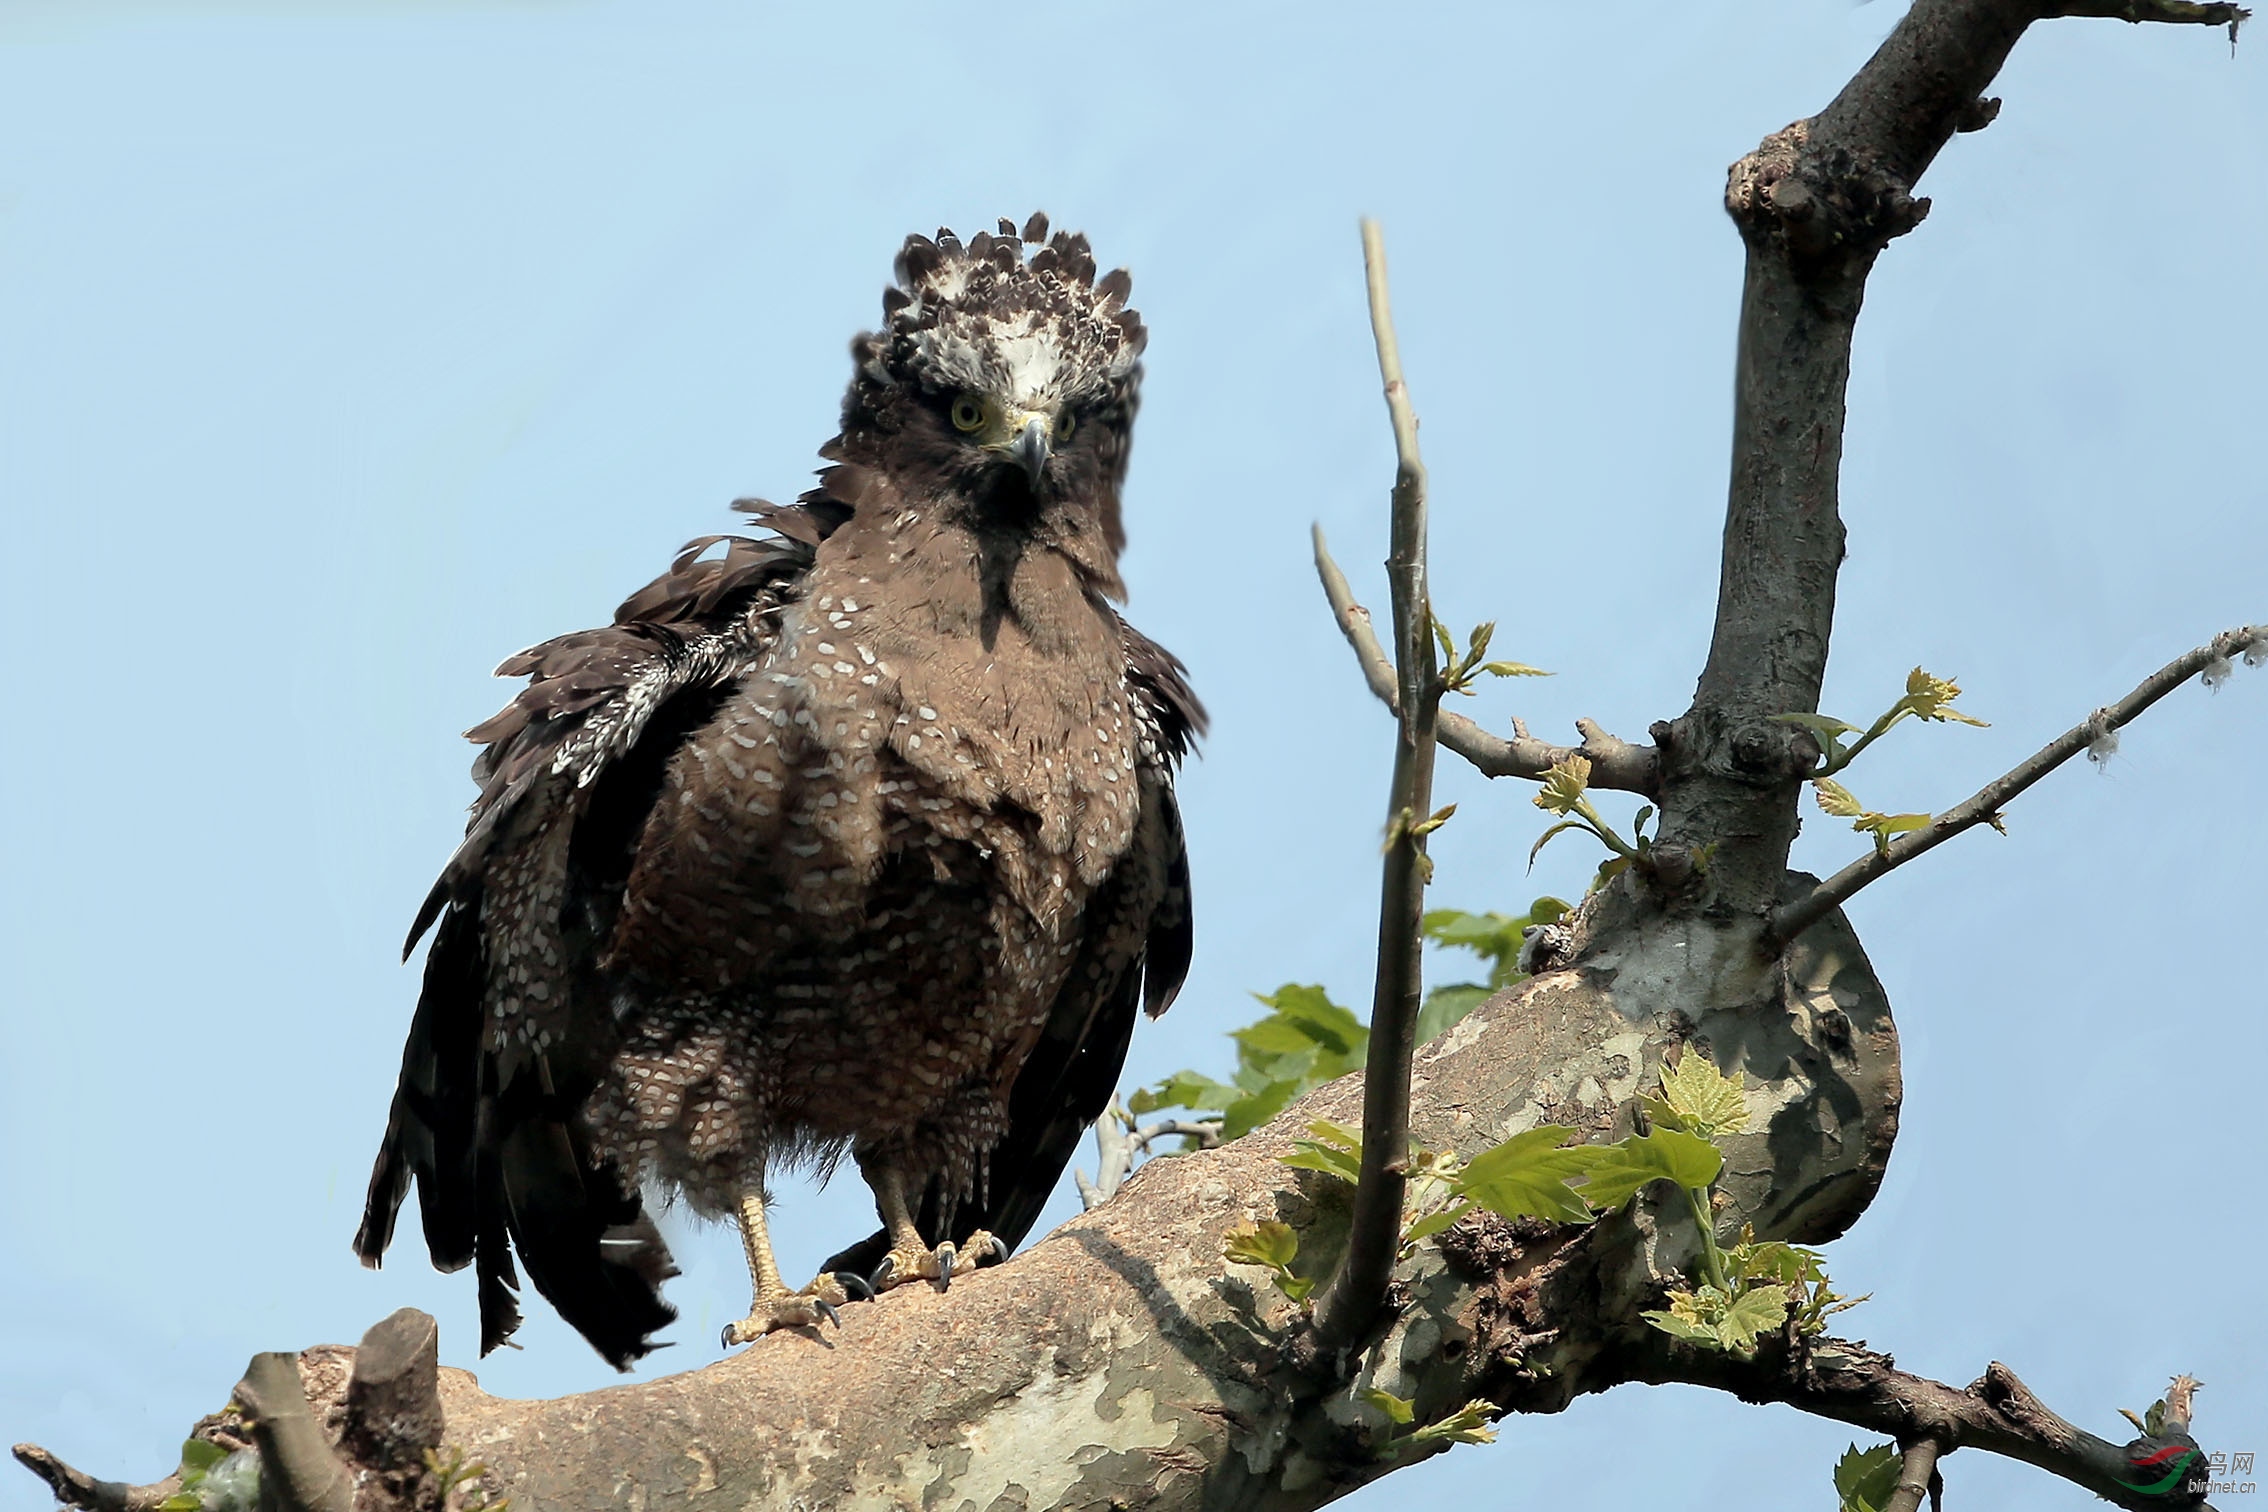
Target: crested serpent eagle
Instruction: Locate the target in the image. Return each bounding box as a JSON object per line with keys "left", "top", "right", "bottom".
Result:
{"left": 353, "top": 214, "right": 1201, "bottom": 1363}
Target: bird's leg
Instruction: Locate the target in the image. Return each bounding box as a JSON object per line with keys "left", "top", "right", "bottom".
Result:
{"left": 862, "top": 1157, "right": 1006, "bottom": 1293}
{"left": 718, "top": 1190, "right": 869, "bottom": 1345}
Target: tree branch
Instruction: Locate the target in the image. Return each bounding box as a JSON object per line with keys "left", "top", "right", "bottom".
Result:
{"left": 1310, "top": 219, "right": 1440, "bottom": 1359}
{"left": 1884, "top": 1437, "right": 1945, "bottom": 1512}
{"left": 7, "top": 1446, "right": 179, "bottom": 1512}
{"left": 1772, "top": 623, "right": 2264, "bottom": 941}
{"left": 1663, "top": 0, "right": 2241, "bottom": 919}
{"left": 233, "top": 1352, "right": 355, "bottom": 1512}
{"left": 1639, "top": 1341, "right": 2220, "bottom": 1512}
{"left": 1311, "top": 528, "right": 1661, "bottom": 795}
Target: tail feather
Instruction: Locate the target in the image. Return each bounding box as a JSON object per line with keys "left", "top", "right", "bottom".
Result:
{"left": 491, "top": 1089, "right": 678, "bottom": 1369}
{"left": 355, "top": 903, "right": 482, "bottom": 1270}
{"left": 356, "top": 893, "right": 677, "bottom": 1369}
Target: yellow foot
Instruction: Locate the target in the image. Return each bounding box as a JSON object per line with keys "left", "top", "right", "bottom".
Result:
{"left": 719, "top": 1272, "right": 869, "bottom": 1345}
{"left": 869, "top": 1230, "right": 1007, "bottom": 1293}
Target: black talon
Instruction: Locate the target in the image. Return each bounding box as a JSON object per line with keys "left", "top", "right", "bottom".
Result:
{"left": 815, "top": 1298, "right": 842, "bottom": 1329}
{"left": 938, "top": 1246, "right": 955, "bottom": 1290}
{"left": 832, "top": 1270, "right": 877, "bottom": 1303}
{"left": 719, "top": 1323, "right": 737, "bottom": 1349}
{"left": 869, "top": 1257, "right": 897, "bottom": 1292}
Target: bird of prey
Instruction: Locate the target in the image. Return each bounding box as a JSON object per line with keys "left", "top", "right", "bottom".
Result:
{"left": 353, "top": 214, "right": 1200, "bottom": 1364}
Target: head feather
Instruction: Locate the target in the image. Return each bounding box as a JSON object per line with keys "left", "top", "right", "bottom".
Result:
{"left": 856, "top": 215, "right": 1144, "bottom": 412}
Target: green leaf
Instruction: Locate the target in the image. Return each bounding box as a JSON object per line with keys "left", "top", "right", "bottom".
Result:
{"left": 157, "top": 1497, "right": 201, "bottom": 1512}
{"left": 1402, "top": 1199, "right": 1476, "bottom": 1244}
{"left": 1533, "top": 756, "right": 1593, "bottom": 816}
{"left": 1131, "top": 1070, "right": 1240, "bottom": 1116}
{"left": 1813, "top": 777, "right": 1864, "bottom": 819}
{"left": 1834, "top": 1442, "right": 1903, "bottom": 1512}
{"left": 1432, "top": 616, "right": 1456, "bottom": 662}
{"left": 1248, "top": 984, "right": 1369, "bottom": 1063}
{"left": 1453, "top": 1125, "right": 1600, "bottom": 1225}
{"left": 1641, "top": 1309, "right": 1723, "bottom": 1345}
{"left": 1283, "top": 1120, "right": 1364, "bottom": 1184}
{"left": 1527, "top": 818, "right": 1594, "bottom": 869}
{"left": 1715, "top": 1283, "right": 1792, "bottom": 1354}
{"left": 1481, "top": 660, "right": 1551, "bottom": 678}
{"left": 1901, "top": 667, "right": 1990, "bottom": 727}
{"left": 1728, "top": 1240, "right": 1823, "bottom": 1287}
{"left": 1220, "top": 1076, "right": 1303, "bottom": 1141}
{"left": 1772, "top": 711, "right": 1861, "bottom": 740}
{"left": 1575, "top": 1127, "right": 1724, "bottom": 1209}
{"left": 179, "top": 1440, "right": 227, "bottom": 1474}
{"left": 1656, "top": 1054, "right": 1749, "bottom": 1138}
{"left": 1224, "top": 1220, "right": 1299, "bottom": 1272}
{"left": 1403, "top": 1398, "right": 1498, "bottom": 1448}
{"left": 1361, "top": 1388, "right": 1417, "bottom": 1425}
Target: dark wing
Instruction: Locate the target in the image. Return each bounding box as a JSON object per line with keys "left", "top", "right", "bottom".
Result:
{"left": 355, "top": 500, "right": 842, "bottom": 1367}
{"left": 823, "top": 619, "right": 1202, "bottom": 1275}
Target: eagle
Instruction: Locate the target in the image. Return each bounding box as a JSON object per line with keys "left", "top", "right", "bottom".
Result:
{"left": 352, "top": 213, "right": 1200, "bottom": 1364}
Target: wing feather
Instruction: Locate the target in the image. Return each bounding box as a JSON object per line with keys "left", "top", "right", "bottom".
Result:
{"left": 361, "top": 503, "right": 843, "bottom": 1365}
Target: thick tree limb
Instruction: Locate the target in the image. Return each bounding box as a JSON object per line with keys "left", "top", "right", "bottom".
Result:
{"left": 1662, "top": 0, "right": 2241, "bottom": 918}
{"left": 1772, "top": 623, "right": 2264, "bottom": 941}
{"left": 1311, "top": 220, "right": 1441, "bottom": 1359}
{"left": 16, "top": 912, "right": 2193, "bottom": 1512}
{"left": 1311, "top": 529, "right": 1661, "bottom": 795}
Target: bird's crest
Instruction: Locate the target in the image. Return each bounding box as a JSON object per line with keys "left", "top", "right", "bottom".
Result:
{"left": 859, "top": 212, "right": 1144, "bottom": 410}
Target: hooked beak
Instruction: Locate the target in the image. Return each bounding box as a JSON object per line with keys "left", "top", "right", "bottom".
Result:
{"left": 1008, "top": 416, "right": 1051, "bottom": 488}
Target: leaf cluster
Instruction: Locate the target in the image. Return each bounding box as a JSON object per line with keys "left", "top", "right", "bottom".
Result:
{"left": 157, "top": 1439, "right": 259, "bottom": 1512}
{"left": 1137, "top": 905, "right": 1567, "bottom": 1142}
{"left": 1431, "top": 617, "right": 1548, "bottom": 696}
{"left": 1415, "top": 898, "right": 1568, "bottom": 1042}
{"left": 1833, "top": 1441, "right": 1904, "bottom": 1512}
{"left": 1775, "top": 668, "right": 1991, "bottom": 855}
{"left": 1776, "top": 666, "right": 1989, "bottom": 778}
{"left": 1526, "top": 756, "right": 1665, "bottom": 893}
{"left": 1358, "top": 1389, "right": 1499, "bottom": 1457}
{"left": 1132, "top": 984, "right": 1368, "bottom": 1139}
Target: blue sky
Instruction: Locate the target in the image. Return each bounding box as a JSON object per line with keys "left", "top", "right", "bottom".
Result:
{"left": 1, "top": 3, "right": 2262, "bottom": 1508}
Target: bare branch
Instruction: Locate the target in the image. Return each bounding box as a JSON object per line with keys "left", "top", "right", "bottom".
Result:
{"left": 1641, "top": 1342, "right": 2222, "bottom": 1512}
{"left": 1310, "top": 217, "right": 1440, "bottom": 1359}
{"left": 1883, "top": 1437, "right": 1945, "bottom": 1512}
{"left": 1312, "top": 527, "right": 1661, "bottom": 795}
{"left": 7, "top": 1446, "right": 179, "bottom": 1512}
{"left": 233, "top": 1352, "right": 355, "bottom": 1512}
{"left": 2051, "top": 0, "right": 2247, "bottom": 26}
{"left": 1079, "top": 1105, "right": 1222, "bottom": 1208}
{"left": 1773, "top": 623, "right": 2263, "bottom": 941}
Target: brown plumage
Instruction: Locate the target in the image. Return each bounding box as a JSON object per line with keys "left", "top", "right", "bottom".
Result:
{"left": 354, "top": 214, "right": 1200, "bottom": 1365}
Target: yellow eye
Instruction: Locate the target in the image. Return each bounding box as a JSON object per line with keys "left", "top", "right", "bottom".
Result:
{"left": 1052, "top": 408, "right": 1076, "bottom": 444}
{"left": 951, "top": 395, "right": 986, "bottom": 432}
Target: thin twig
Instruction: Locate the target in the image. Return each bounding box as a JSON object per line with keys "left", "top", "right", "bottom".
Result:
{"left": 1312, "top": 527, "right": 1661, "bottom": 796}
{"left": 1079, "top": 1106, "right": 1222, "bottom": 1209}
{"left": 1772, "top": 623, "right": 2263, "bottom": 941}
{"left": 1310, "top": 219, "right": 1440, "bottom": 1359}
{"left": 1883, "top": 1437, "right": 1946, "bottom": 1512}
{"left": 2050, "top": 0, "right": 2247, "bottom": 24}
